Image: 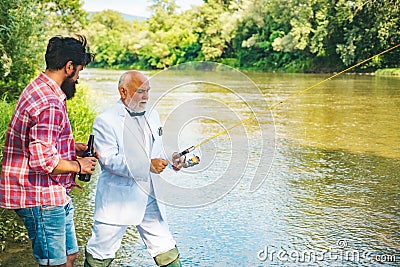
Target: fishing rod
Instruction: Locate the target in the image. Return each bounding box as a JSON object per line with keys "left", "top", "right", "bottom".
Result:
{"left": 173, "top": 43, "right": 400, "bottom": 163}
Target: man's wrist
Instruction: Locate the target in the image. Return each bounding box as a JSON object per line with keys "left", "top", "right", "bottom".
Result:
{"left": 74, "top": 159, "right": 81, "bottom": 174}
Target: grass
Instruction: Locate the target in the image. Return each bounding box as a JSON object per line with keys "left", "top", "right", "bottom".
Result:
{"left": 0, "top": 84, "right": 97, "bottom": 252}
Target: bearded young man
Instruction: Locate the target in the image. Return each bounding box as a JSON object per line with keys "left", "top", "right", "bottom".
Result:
{"left": 0, "top": 35, "right": 97, "bottom": 267}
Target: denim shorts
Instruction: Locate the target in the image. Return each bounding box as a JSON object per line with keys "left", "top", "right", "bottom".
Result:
{"left": 15, "top": 200, "right": 79, "bottom": 266}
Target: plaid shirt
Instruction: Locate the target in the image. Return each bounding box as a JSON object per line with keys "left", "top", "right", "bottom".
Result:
{"left": 0, "top": 72, "right": 77, "bottom": 209}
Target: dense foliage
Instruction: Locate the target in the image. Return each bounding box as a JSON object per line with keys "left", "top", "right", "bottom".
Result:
{"left": 0, "top": 0, "right": 400, "bottom": 99}
{"left": 0, "top": 0, "right": 87, "bottom": 98}
{"left": 1, "top": 0, "right": 400, "bottom": 97}
{"left": 85, "top": 0, "right": 400, "bottom": 72}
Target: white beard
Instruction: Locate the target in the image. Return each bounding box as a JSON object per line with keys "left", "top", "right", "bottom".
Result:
{"left": 125, "top": 97, "right": 146, "bottom": 113}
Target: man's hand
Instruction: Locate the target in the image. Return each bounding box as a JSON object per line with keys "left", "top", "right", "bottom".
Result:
{"left": 75, "top": 142, "right": 99, "bottom": 158}
{"left": 51, "top": 156, "right": 97, "bottom": 175}
{"left": 171, "top": 152, "right": 185, "bottom": 171}
{"left": 77, "top": 157, "right": 97, "bottom": 175}
{"left": 150, "top": 158, "right": 168, "bottom": 174}
{"left": 75, "top": 142, "right": 87, "bottom": 157}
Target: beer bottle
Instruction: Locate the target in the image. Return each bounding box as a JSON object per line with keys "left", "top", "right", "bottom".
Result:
{"left": 78, "top": 134, "right": 95, "bottom": 182}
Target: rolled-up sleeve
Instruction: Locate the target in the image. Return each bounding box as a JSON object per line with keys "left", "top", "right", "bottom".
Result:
{"left": 29, "top": 104, "right": 62, "bottom": 173}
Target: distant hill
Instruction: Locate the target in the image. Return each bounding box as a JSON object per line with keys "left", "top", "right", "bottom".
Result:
{"left": 88, "top": 11, "right": 148, "bottom": 22}
{"left": 121, "top": 13, "right": 148, "bottom": 22}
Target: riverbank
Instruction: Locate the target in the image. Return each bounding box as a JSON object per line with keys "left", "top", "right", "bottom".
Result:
{"left": 87, "top": 65, "right": 400, "bottom": 75}
{"left": 375, "top": 68, "right": 400, "bottom": 76}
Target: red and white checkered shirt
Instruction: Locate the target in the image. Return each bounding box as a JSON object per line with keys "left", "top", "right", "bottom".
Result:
{"left": 0, "top": 72, "right": 77, "bottom": 209}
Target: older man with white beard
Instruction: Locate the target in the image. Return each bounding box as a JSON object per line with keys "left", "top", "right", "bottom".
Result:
{"left": 84, "top": 70, "right": 184, "bottom": 267}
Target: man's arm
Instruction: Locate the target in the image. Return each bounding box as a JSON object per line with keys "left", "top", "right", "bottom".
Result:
{"left": 29, "top": 106, "right": 63, "bottom": 174}
{"left": 29, "top": 105, "right": 97, "bottom": 176}
{"left": 51, "top": 157, "right": 96, "bottom": 175}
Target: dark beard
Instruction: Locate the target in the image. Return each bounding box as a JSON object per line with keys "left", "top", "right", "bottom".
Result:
{"left": 61, "top": 78, "right": 77, "bottom": 100}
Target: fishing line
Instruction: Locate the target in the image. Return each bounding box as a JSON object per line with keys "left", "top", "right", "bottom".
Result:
{"left": 173, "top": 43, "right": 400, "bottom": 159}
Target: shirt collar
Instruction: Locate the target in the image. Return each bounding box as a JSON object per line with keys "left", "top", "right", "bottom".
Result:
{"left": 38, "top": 72, "right": 67, "bottom": 102}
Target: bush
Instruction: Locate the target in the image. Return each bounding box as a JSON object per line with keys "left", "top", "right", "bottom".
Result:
{"left": 66, "top": 85, "right": 98, "bottom": 142}
{"left": 0, "top": 96, "right": 16, "bottom": 157}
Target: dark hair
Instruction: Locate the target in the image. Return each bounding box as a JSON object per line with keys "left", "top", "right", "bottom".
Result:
{"left": 45, "top": 35, "right": 95, "bottom": 70}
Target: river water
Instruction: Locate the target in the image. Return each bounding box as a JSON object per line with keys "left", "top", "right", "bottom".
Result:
{"left": 4, "top": 67, "right": 400, "bottom": 266}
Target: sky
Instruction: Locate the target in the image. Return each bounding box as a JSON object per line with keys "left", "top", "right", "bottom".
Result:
{"left": 82, "top": 0, "right": 203, "bottom": 18}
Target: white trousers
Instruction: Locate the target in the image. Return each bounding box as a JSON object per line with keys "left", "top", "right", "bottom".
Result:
{"left": 86, "top": 196, "right": 176, "bottom": 259}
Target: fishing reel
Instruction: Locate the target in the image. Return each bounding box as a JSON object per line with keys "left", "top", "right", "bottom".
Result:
{"left": 172, "top": 146, "right": 200, "bottom": 168}
{"left": 182, "top": 154, "right": 200, "bottom": 168}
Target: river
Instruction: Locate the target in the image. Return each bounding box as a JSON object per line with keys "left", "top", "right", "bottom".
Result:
{"left": 4, "top": 65, "right": 400, "bottom": 266}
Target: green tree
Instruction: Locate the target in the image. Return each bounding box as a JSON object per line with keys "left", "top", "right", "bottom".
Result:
{"left": 194, "top": 0, "right": 243, "bottom": 61}
{"left": 233, "top": 0, "right": 399, "bottom": 72}
{"left": 334, "top": 0, "right": 400, "bottom": 68}
{"left": 137, "top": 0, "right": 201, "bottom": 68}
{"left": 86, "top": 10, "right": 140, "bottom": 68}
{"left": 89, "top": 9, "right": 126, "bottom": 31}
{"left": 0, "top": 0, "right": 89, "bottom": 99}
{"left": 86, "top": 11, "right": 123, "bottom": 68}
{"left": 42, "top": 0, "right": 88, "bottom": 34}
{"left": 142, "top": 1, "right": 178, "bottom": 68}
{"left": 232, "top": 0, "right": 303, "bottom": 70}
{"left": 0, "top": 0, "right": 46, "bottom": 98}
